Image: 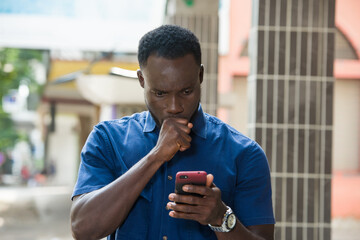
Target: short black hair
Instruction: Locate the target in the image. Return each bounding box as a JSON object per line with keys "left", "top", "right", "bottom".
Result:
{"left": 137, "top": 25, "right": 201, "bottom": 68}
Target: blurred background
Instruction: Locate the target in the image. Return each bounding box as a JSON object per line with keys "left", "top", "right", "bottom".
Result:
{"left": 0, "top": 0, "right": 359, "bottom": 239}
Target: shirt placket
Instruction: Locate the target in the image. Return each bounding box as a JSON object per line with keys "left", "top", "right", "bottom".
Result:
{"left": 159, "top": 154, "right": 177, "bottom": 240}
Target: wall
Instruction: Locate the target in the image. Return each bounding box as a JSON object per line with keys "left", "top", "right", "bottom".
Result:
{"left": 47, "top": 114, "right": 79, "bottom": 186}
{"left": 333, "top": 79, "right": 360, "bottom": 170}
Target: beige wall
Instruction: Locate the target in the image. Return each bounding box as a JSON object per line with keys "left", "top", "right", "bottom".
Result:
{"left": 231, "top": 76, "right": 248, "bottom": 135}
{"left": 47, "top": 114, "right": 79, "bottom": 186}
{"left": 333, "top": 79, "right": 360, "bottom": 170}
{"left": 218, "top": 76, "right": 248, "bottom": 134}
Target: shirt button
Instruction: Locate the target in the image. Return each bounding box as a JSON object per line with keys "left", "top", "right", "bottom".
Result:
{"left": 163, "top": 236, "right": 168, "bottom": 240}
{"left": 167, "top": 175, "right": 173, "bottom": 180}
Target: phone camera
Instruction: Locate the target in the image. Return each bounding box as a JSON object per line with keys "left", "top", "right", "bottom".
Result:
{"left": 180, "top": 175, "right": 188, "bottom": 179}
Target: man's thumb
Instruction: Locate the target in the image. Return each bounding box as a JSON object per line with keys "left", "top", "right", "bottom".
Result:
{"left": 206, "top": 174, "right": 214, "bottom": 187}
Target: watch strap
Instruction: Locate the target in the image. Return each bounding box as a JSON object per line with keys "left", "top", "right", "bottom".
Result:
{"left": 208, "top": 206, "right": 235, "bottom": 232}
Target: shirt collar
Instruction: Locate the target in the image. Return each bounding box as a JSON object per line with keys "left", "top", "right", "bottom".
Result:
{"left": 143, "top": 111, "right": 157, "bottom": 133}
{"left": 143, "top": 104, "right": 207, "bottom": 139}
{"left": 190, "top": 104, "right": 207, "bottom": 139}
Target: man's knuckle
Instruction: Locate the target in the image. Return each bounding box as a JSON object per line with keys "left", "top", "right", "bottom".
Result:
{"left": 176, "top": 195, "right": 183, "bottom": 202}
{"left": 199, "top": 188, "right": 207, "bottom": 195}
{"left": 183, "top": 205, "right": 191, "bottom": 212}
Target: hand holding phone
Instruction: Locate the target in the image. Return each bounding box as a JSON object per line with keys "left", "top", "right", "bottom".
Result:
{"left": 175, "top": 171, "right": 207, "bottom": 197}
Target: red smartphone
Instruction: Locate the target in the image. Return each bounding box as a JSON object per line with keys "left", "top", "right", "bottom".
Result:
{"left": 175, "top": 171, "right": 207, "bottom": 196}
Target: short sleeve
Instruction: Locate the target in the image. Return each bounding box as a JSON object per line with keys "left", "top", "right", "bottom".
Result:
{"left": 71, "top": 124, "right": 117, "bottom": 199}
{"left": 234, "top": 141, "right": 275, "bottom": 226}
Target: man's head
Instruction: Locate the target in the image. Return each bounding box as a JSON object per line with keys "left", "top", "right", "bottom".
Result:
{"left": 137, "top": 25, "right": 204, "bottom": 127}
{"left": 137, "top": 25, "right": 201, "bottom": 68}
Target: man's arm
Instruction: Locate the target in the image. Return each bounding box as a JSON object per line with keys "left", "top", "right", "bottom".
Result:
{"left": 71, "top": 152, "right": 164, "bottom": 239}
{"left": 71, "top": 118, "right": 193, "bottom": 240}
{"left": 167, "top": 174, "right": 274, "bottom": 240}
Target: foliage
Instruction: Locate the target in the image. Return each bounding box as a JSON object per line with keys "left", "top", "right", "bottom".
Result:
{"left": 0, "top": 48, "right": 44, "bottom": 102}
{"left": 0, "top": 109, "right": 18, "bottom": 151}
{"left": 0, "top": 48, "right": 45, "bottom": 152}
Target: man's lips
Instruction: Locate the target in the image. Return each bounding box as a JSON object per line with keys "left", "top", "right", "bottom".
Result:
{"left": 162, "top": 115, "right": 189, "bottom": 121}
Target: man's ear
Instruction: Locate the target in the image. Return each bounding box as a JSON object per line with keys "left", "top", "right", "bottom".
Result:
{"left": 199, "top": 64, "right": 204, "bottom": 84}
{"left": 137, "top": 69, "right": 145, "bottom": 88}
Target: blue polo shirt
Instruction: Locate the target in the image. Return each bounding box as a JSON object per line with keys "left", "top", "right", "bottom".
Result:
{"left": 72, "top": 105, "right": 275, "bottom": 240}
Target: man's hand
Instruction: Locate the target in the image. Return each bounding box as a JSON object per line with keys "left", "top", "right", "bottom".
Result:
{"left": 167, "top": 174, "right": 227, "bottom": 226}
{"left": 153, "top": 118, "right": 193, "bottom": 162}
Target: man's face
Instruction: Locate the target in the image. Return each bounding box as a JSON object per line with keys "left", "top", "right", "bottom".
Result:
{"left": 137, "top": 54, "right": 203, "bottom": 127}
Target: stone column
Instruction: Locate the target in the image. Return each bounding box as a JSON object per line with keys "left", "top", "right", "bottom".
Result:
{"left": 248, "top": 0, "right": 335, "bottom": 239}
{"left": 165, "top": 0, "right": 219, "bottom": 115}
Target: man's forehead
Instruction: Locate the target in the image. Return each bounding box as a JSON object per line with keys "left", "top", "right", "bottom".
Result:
{"left": 144, "top": 54, "right": 198, "bottom": 68}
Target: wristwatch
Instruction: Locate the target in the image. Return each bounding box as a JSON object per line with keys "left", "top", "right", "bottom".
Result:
{"left": 208, "top": 206, "right": 236, "bottom": 232}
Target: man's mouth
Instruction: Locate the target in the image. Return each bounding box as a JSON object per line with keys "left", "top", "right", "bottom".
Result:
{"left": 164, "top": 115, "right": 188, "bottom": 120}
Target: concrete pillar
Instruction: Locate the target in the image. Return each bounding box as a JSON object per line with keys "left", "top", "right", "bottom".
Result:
{"left": 165, "top": 0, "right": 219, "bottom": 115}
{"left": 248, "top": 0, "right": 335, "bottom": 239}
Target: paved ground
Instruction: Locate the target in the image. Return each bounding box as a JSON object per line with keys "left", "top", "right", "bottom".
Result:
{"left": 0, "top": 185, "right": 359, "bottom": 240}
{"left": 0, "top": 186, "right": 73, "bottom": 240}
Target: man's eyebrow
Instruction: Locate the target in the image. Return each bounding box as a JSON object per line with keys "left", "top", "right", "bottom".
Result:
{"left": 181, "top": 82, "right": 198, "bottom": 90}
{"left": 150, "top": 88, "right": 168, "bottom": 93}
{"left": 180, "top": 86, "right": 193, "bottom": 91}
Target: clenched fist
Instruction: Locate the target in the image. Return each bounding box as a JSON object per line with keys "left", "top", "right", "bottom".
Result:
{"left": 153, "top": 118, "right": 193, "bottom": 162}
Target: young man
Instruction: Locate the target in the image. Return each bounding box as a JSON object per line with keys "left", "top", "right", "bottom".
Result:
{"left": 71, "top": 25, "right": 275, "bottom": 240}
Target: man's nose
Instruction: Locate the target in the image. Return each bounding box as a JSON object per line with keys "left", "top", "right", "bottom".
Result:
{"left": 167, "top": 96, "right": 183, "bottom": 114}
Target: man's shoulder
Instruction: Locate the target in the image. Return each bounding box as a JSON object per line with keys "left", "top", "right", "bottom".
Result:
{"left": 203, "top": 113, "right": 262, "bottom": 151}
{"left": 204, "top": 113, "right": 250, "bottom": 139}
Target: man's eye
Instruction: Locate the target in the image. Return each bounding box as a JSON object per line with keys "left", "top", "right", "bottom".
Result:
{"left": 183, "top": 89, "right": 192, "bottom": 95}
{"left": 155, "top": 91, "right": 165, "bottom": 97}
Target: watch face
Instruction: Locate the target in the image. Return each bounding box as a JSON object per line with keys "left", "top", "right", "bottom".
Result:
{"left": 227, "top": 214, "right": 236, "bottom": 229}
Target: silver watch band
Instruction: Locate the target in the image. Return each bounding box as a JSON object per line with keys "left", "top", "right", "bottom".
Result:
{"left": 208, "top": 206, "right": 234, "bottom": 232}
{"left": 208, "top": 224, "right": 229, "bottom": 232}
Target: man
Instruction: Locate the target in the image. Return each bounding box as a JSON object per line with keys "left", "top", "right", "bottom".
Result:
{"left": 71, "top": 25, "right": 275, "bottom": 240}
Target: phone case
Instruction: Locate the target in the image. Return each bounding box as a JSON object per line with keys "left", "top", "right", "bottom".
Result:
{"left": 175, "top": 171, "right": 207, "bottom": 196}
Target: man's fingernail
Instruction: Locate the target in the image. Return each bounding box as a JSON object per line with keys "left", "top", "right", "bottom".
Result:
{"left": 183, "top": 186, "right": 189, "bottom": 191}
{"left": 169, "top": 194, "right": 175, "bottom": 200}
{"left": 166, "top": 203, "right": 171, "bottom": 210}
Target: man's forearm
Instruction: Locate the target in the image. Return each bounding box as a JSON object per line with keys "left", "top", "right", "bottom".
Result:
{"left": 70, "top": 151, "right": 164, "bottom": 240}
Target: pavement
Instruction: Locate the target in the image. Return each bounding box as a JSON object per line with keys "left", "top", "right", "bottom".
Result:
{"left": 0, "top": 185, "right": 73, "bottom": 240}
